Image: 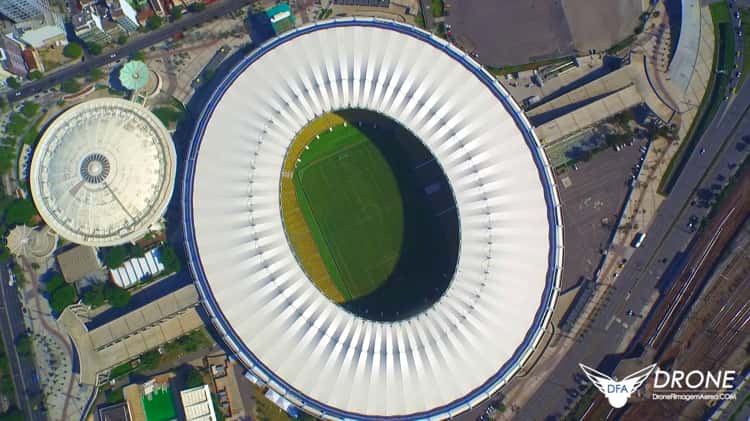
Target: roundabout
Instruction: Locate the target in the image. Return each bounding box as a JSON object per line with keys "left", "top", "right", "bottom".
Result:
{"left": 183, "top": 18, "right": 562, "bottom": 420}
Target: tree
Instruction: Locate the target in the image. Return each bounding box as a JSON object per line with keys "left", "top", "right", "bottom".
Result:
{"left": 131, "top": 50, "right": 146, "bottom": 61}
{"left": 63, "top": 42, "right": 83, "bottom": 59}
{"left": 5, "top": 200, "right": 37, "bottom": 226}
{"left": 104, "top": 284, "right": 130, "bottom": 307}
{"left": 89, "top": 68, "right": 104, "bottom": 81}
{"left": 116, "top": 34, "right": 128, "bottom": 45}
{"left": 86, "top": 42, "right": 103, "bottom": 55}
{"left": 184, "top": 366, "right": 204, "bottom": 388}
{"left": 15, "top": 334, "right": 32, "bottom": 359}
{"left": 187, "top": 3, "right": 206, "bottom": 12}
{"left": 21, "top": 101, "right": 40, "bottom": 118}
{"left": 160, "top": 244, "right": 182, "bottom": 274}
{"left": 6, "top": 77, "right": 20, "bottom": 89}
{"left": 49, "top": 284, "right": 77, "bottom": 314}
{"left": 130, "top": 244, "right": 145, "bottom": 258}
{"left": 146, "top": 15, "right": 163, "bottom": 30}
{"left": 82, "top": 283, "right": 105, "bottom": 308}
{"left": 60, "top": 79, "right": 81, "bottom": 94}
{"left": 45, "top": 273, "right": 65, "bottom": 293}
{"left": 103, "top": 246, "right": 128, "bottom": 268}
{"left": 27, "top": 70, "right": 42, "bottom": 81}
{"left": 139, "top": 350, "right": 161, "bottom": 370}
{"left": 171, "top": 5, "right": 184, "bottom": 20}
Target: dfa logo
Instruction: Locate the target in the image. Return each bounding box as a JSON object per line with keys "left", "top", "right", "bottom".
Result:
{"left": 578, "top": 363, "right": 657, "bottom": 408}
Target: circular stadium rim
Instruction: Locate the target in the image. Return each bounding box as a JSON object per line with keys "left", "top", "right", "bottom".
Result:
{"left": 182, "top": 17, "right": 563, "bottom": 420}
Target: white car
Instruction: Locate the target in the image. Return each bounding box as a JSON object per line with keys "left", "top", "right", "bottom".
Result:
{"left": 110, "top": 53, "right": 117, "bottom": 58}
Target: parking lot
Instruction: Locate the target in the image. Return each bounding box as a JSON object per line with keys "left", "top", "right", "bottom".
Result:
{"left": 555, "top": 139, "right": 647, "bottom": 291}
{"left": 444, "top": 0, "right": 642, "bottom": 67}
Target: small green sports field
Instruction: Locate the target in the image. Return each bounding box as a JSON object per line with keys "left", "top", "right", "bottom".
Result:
{"left": 294, "top": 124, "right": 404, "bottom": 301}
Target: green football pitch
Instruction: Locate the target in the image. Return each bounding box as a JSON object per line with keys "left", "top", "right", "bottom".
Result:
{"left": 294, "top": 124, "right": 404, "bottom": 301}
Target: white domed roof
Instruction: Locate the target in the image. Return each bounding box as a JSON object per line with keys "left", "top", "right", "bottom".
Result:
{"left": 30, "top": 98, "right": 176, "bottom": 247}
{"left": 183, "top": 19, "right": 563, "bottom": 420}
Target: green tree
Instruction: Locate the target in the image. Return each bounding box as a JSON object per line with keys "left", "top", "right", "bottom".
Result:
{"left": 0, "top": 97, "right": 8, "bottom": 112}
{"left": 89, "top": 68, "right": 104, "bottom": 81}
{"left": 82, "top": 283, "right": 106, "bottom": 308}
{"left": 131, "top": 50, "right": 146, "bottom": 61}
{"left": 6, "top": 77, "right": 20, "bottom": 89}
{"left": 60, "top": 79, "right": 81, "bottom": 94}
{"left": 187, "top": 3, "right": 206, "bottom": 12}
{"left": 139, "top": 350, "right": 161, "bottom": 370}
{"left": 63, "top": 42, "right": 83, "bottom": 59}
{"left": 130, "top": 244, "right": 145, "bottom": 258}
{"left": 160, "top": 244, "right": 182, "bottom": 274}
{"left": 104, "top": 284, "right": 130, "bottom": 307}
{"left": 21, "top": 101, "right": 39, "bottom": 118}
{"left": 86, "top": 42, "right": 103, "bottom": 55}
{"left": 184, "top": 366, "right": 204, "bottom": 388}
{"left": 103, "top": 246, "right": 128, "bottom": 268}
{"left": 171, "top": 5, "right": 184, "bottom": 20}
{"left": 5, "top": 200, "right": 37, "bottom": 226}
{"left": 27, "top": 70, "right": 42, "bottom": 81}
{"left": 116, "top": 34, "right": 128, "bottom": 45}
{"left": 6, "top": 113, "right": 29, "bottom": 136}
{"left": 50, "top": 284, "right": 77, "bottom": 314}
{"left": 15, "top": 334, "right": 32, "bottom": 359}
{"left": 146, "top": 15, "right": 163, "bottom": 30}
{"left": 45, "top": 273, "right": 65, "bottom": 293}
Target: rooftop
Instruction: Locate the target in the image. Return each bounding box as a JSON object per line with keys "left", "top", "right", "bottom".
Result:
{"left": 56, "top": 245, "right": 101, "bottom": 283}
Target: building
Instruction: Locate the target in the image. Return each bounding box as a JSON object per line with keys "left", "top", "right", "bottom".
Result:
{"left": 29, "top": 98, "right": 177, "bottom": 247}
{"left": 108, "top": 0, "right": 140, "bottom": 33}
{"left": 110, "top": 247, "right": 165, "bottom": 288}
{"left": 56, "top": 245, "right": 101, "bottom": 284}
{"left": 206, "top": 354, "right": 252, "bottom": 420}
{"left": 265, "top": 3, "right": 295, "bottom": 34}
{"left": 0, "top": 0, "right": 51, "bottom": 22}
{"left": 182, "top": 19, "right": 562, "bottom": 420}
{"left": 73, "top": 6, "right": 112, "bottom": 44}
{"left": 180, "top": 385, "right": 217, "bottom": 421}
{"left": 0, "top": 35, "right": 27, "bottom": 76}
{"left": 21, "top": 48, "right": 43, "bottom": 73}
{"left": 142, "top": 378, "right": 178, "bottom": 421}
{"left": 59, "top": 283, "right": 201, "bottom": 384}
{"left": 97, "top": 402, "right": 132, "bottom": 421}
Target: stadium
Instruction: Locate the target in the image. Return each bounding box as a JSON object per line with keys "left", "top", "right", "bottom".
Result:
{"left": 183, "top": 18, "right": 563, "bottom": 420}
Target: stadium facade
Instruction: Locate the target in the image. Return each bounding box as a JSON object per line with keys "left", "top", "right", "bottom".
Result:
{"left": 183, "top": 18, "right": 563, "bottom": 420}
{"left": 30, "top": 98, "right": 176, "bottom": 247}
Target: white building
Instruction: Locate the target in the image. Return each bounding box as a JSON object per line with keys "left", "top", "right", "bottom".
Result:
{"left": 180, "top": 385, "right": 217, "bottom": 421}
{"left": 0, "top": 0, "right": 52, "bottom": 22}
{"left": 109, "top": 247, "right": 165, "bottom": 288}
{"left": 29, "top": 98, "right": 177, "bottom": 247}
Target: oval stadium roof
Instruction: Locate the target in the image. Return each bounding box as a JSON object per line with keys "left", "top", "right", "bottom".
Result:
{"left": 30, "top": 98, "right": 176, "bottom": 247}
{"left": 183, "top": 19, "right": 563, "bottom": 420}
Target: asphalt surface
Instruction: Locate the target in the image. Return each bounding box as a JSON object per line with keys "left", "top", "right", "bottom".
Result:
{"left": 0, "top": 267, "right": 44, "bottom": 421}
{"left": 5, "top": 0, "right": 252, "bottom": 104}
{"left": 517, "top": 58, "right": 750, "bottom": 421}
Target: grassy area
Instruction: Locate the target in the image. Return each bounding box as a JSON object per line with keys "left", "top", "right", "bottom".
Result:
{"left": 658, "top": 2, "right": 736, "bottom": 194}
{"left": 294, "top": 124, "right": 403, "bottom": 301}
{"left": 486, "top": 56, "right": 571, "bottom": 76}
{"left": 431, "top": 0, "right": 443, "bottom": 17}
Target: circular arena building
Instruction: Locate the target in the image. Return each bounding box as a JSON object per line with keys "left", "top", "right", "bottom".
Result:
{"left": 30, "top": 98, "right": 176, "bottom": 247}
{"left": 183, "top": 19, "right": 562, "bottom": 420}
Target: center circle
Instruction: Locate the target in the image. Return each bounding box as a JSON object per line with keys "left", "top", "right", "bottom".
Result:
{"left": 280, "top": 109, "right": 460, "bottom": 321}
{"left": 87, "top": 160, "right": 103, "bottom": 176}
{"left": 80, "top": 153, "right": 111, "bottom": 184}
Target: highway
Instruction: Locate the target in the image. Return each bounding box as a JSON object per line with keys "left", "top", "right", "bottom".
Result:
{"left": 5, "top": 0, "right": 252, "bottom": 104}
{"left": 517, "top": 58, "right": 750, "bottom": 420}
{"left": 0, "top": 267, "right": 44, "bottom": 421}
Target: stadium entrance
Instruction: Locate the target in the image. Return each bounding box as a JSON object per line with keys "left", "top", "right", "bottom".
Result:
{"left": 280, "top": 110, "right": 460, "bottom": 321}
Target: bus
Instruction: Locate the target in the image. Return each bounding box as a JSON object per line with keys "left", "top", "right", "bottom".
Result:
{"left": 632, "top": 232, "right": 646, "bottom": 248}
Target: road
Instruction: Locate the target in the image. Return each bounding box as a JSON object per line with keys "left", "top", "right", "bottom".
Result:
{"left": 0, "top": 267, "right": 44, "bottom": 421}
{"left": 517, "top": 55, "right": 750, "bottom": 420}
{"left": 5, "top": 0, "right": 252, "bottom": 104}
